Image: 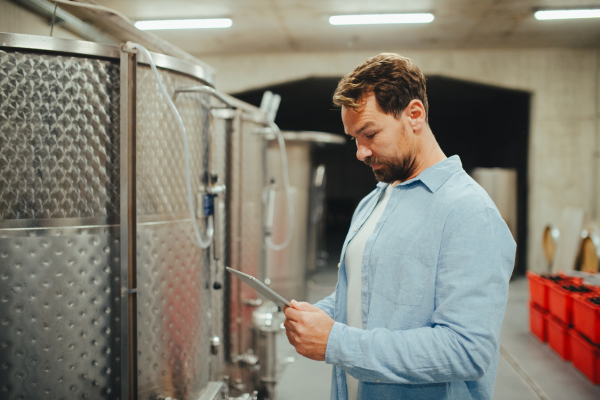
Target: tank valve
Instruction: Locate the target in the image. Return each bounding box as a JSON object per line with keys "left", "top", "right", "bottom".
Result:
{"left": 210, "top": 336, "right": 221, "bottom": 355}
{"left": 203, "top": 193, "right": 216, "bottom": 216}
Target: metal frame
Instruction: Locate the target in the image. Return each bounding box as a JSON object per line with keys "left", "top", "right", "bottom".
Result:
{"left": 234, "top": 109, "right": 245, "bottom": 359}
{"left": 0, "top": 217, "right": 112, "bottom": 229}
{"left": 0, "top": 33, "right": 216, "bottom": 86}
{"left": 119, "top": 45, "right": 138, "bottom": 400}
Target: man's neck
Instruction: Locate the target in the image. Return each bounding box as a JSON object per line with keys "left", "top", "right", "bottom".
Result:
{"left": 391, "top": 128, "right": 446, "bottom": 187}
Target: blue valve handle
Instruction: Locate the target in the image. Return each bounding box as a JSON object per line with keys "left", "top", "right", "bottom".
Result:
{"left": 203, "top": 194, "right": 216, "bottom": 216}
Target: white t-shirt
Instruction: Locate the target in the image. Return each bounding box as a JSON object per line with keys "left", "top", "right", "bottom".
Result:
{"left": 344, "top": 184, "right": 393, "bottom": 400}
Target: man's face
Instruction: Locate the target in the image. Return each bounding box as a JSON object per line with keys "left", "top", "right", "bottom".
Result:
{"left": 341, "top": 93, "right": 419, "bottom": 183}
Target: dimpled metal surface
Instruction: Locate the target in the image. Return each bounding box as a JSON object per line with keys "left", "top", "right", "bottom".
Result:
{"left": 135, "top": 65, "right": 213, "bottom": 399}
{"left": 0, "top": 46, "right": 219, "bottom": 400}
{"left": 135, "top": 65, "right": 207, "bottom": 217}
{"left": 136, "top": 222, "right": 210, "bottom": 399}
{"left": 0, "top": 50, "right": 120, "bottom": 221}
{"left": 0, "top": 226, "right": 121, "bottom": 400}
{"left": 0, "top": 48, "right": 122, "bottom": 400}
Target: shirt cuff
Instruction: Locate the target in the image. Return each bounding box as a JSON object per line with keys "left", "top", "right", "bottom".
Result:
{"left": 325, "top": 321, "right": 355, "bottom": 367}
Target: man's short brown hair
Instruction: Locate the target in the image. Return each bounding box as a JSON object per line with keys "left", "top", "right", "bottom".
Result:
{"left": 333, "top": 53, "right": 429, "bottom": 121}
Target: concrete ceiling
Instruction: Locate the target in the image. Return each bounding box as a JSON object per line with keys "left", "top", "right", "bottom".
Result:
{"left": 93, "top": 0, "right": 600, "bottom": 55}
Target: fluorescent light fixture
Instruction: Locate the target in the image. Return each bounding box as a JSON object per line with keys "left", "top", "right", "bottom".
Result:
{"left": 135, "top": 18, "right": 232, "bottom": 30}
{"left": 534, "top": 9, "right": 600, "bottom": 20}
{"left": 329, "top": 13, "right": 434, "bottom": 25}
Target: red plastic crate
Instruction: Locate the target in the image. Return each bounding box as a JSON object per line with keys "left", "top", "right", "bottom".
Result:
{"left": 546, "top": 314, "right": 571, "bottom": 360}
{"left": 528, "top": 272, "right": 549, "bottom": 310}
{"left": 569, "top": 330, "right": 600, "bottom": 384}
{"left": 529, "top": 301, "right": 548, "bottom": 342}
{"left": 548, "top": 284, "right": 574, "bottom": 325}
{"left": 573, "top": 294, "right": 600, "bottom": 344}
{"left": 547, "top": 276, "right": 584, "bottom": 325}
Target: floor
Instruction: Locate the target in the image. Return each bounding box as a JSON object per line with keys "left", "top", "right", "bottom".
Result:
{"left": 274, "top": 269, "right": 600, "bottom": 400}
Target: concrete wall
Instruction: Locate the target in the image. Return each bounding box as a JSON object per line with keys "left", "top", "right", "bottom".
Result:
{"left": 202, "top": 48, "right": 600, "bottom": 273}
{"left": 0, "top": 0, "right": 81, "bottom": 40}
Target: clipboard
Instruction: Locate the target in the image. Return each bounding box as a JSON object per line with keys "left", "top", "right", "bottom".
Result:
{"left": 226, "top": 267, "right": 291, "bottom": 307}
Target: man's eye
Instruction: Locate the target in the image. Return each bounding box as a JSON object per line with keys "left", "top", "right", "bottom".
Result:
{"left": 366, "top": 133, "right": 377, "bottom": 138}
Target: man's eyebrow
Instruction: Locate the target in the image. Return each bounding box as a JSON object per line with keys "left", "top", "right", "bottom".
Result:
{"left": 356, "top": 121, "right": 375, "bottom": 135}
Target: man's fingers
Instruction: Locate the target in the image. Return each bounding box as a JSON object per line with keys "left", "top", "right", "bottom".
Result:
{"left": 284, "top": 306, "right": 302, "bottom": 321}
{"left": 285, "top": 328, "right": 295, "bottom": 345}
{"left": 284, "top": 319, "right": 299, "bottom": 346}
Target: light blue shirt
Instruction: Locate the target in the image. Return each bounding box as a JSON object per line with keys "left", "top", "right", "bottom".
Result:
{"left": 314, "top": 155, "right": 516, "bottom": 400}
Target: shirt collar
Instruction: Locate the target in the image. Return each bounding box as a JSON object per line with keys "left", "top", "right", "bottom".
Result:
{"left": 376, "top": 155, "right": 463, "bottom": 193}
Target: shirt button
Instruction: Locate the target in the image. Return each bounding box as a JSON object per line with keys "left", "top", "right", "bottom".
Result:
{"left": 337, "top": 263, "right": 340, "bottom": 268}
{"left": 353, "top": 227, "right": 357, "bottom": 232}
{"left": 376, "top": 379, "right": 381, "bottom": 383}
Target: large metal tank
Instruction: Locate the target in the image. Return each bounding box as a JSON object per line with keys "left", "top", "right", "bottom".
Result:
{"left": 264, "top": 131, "right": 345, "bottom": 302}
{"left": 0, "top": 33, "right": 226, "bottom": 400}
{"left": 210, "top": 102, "right": 268, "bottom": 397}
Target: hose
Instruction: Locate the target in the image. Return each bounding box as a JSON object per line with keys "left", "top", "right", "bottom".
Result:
{"left": 130, "top": 43, "right": 213, "bottom": 249}
{"left": 51, "top": 0, "right": 134, "bottom": 24}
{"left": 264, "top": 120, "right": 295, "bottom": 251}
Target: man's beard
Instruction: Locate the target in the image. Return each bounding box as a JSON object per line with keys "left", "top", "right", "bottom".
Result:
{"left": 364, "top": 152, "right": 418, "bottom": 183}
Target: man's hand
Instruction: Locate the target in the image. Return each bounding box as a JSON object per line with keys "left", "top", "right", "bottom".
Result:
{"left": 283, "top": 300, "right": 335, "bottom": 361}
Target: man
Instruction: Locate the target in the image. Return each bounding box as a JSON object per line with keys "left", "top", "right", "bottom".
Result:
{"left": 283, "top": 53, "right": 516, "bottom": 400}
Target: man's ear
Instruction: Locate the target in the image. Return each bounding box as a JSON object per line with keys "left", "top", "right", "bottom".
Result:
{"left": 406, "top": 99, "right": 426, "bottom": 133}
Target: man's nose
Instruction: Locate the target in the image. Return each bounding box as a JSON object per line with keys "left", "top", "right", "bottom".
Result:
{"left": 356, "top": 141, "right": 372, "bottom": 161}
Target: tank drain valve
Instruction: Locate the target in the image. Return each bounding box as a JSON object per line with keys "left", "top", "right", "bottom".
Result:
{"left": 203, "top": 194, "right": 216, "bottom": 216}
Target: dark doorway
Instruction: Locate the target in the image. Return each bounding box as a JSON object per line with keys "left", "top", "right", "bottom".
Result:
{"left": 233, "top": 76, "right": 530, "bottom": 276}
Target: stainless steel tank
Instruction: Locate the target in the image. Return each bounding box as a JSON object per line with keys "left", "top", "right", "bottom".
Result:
{"left": 264, "top": 131, "right": 345, "bottom": 302}
{"left": 210, "top": 102, "right": 268, "bottom": 398}
{"left": 0, "top": 33, "right": 226, "bottom": 400}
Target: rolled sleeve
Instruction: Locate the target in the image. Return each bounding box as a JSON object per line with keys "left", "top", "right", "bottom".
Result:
{"left": 325, "top": 322, "right": 357, "bottom": 367}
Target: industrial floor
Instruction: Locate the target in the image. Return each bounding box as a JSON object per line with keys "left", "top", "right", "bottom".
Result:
{"left": 275, "top": 269, "right": 600, "bottom": 400}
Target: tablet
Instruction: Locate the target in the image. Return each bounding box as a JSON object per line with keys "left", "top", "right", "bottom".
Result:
{"left": 226, "top": 267, "right": 291, "bottom": 307}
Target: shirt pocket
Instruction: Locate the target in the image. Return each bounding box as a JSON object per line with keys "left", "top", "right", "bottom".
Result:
{"left": 371, "top": 240, "right": 435, "bottom": 306}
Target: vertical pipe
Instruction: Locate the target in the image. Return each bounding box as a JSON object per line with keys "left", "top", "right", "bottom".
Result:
{"left": 120, "top": 46, "right": 138, "bottom": 400}
{"left": 234, "top": 109, "right": 244, "bottom": 358}
{"left": 223, "top": 113, "right": 234, "bottom": 362}
{"left": 593, "top": 51, "right": 600, "bottom": 220}
{"left": 261, "top": 130, "right": 269, "bottom": 284}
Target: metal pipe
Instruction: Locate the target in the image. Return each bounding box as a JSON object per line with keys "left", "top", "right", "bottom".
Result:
{"left": 234, "top": 108, "right": 244, "bottom": 360}
{"left": 174, "top": 85, "right": 238, "bottom": 109}
{"left": 9, "top": 0, "right": 117, "bottom": 43}
{"left": 119, "top": 45, "right": 138, "bottom": 400}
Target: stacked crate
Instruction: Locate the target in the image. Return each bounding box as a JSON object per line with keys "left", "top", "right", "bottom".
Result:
{"left": 527, "top": 272, "right": 600, "bottom": 384}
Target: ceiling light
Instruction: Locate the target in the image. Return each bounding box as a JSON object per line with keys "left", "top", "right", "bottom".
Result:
{"left": 134, "top": 18, "right": 232, "bottom": 30}
{"left": 329, "top": 13, "right": 434, "bottom": 25}
{"left": 534, "top": 9, "right": 600, "bottom": 20}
